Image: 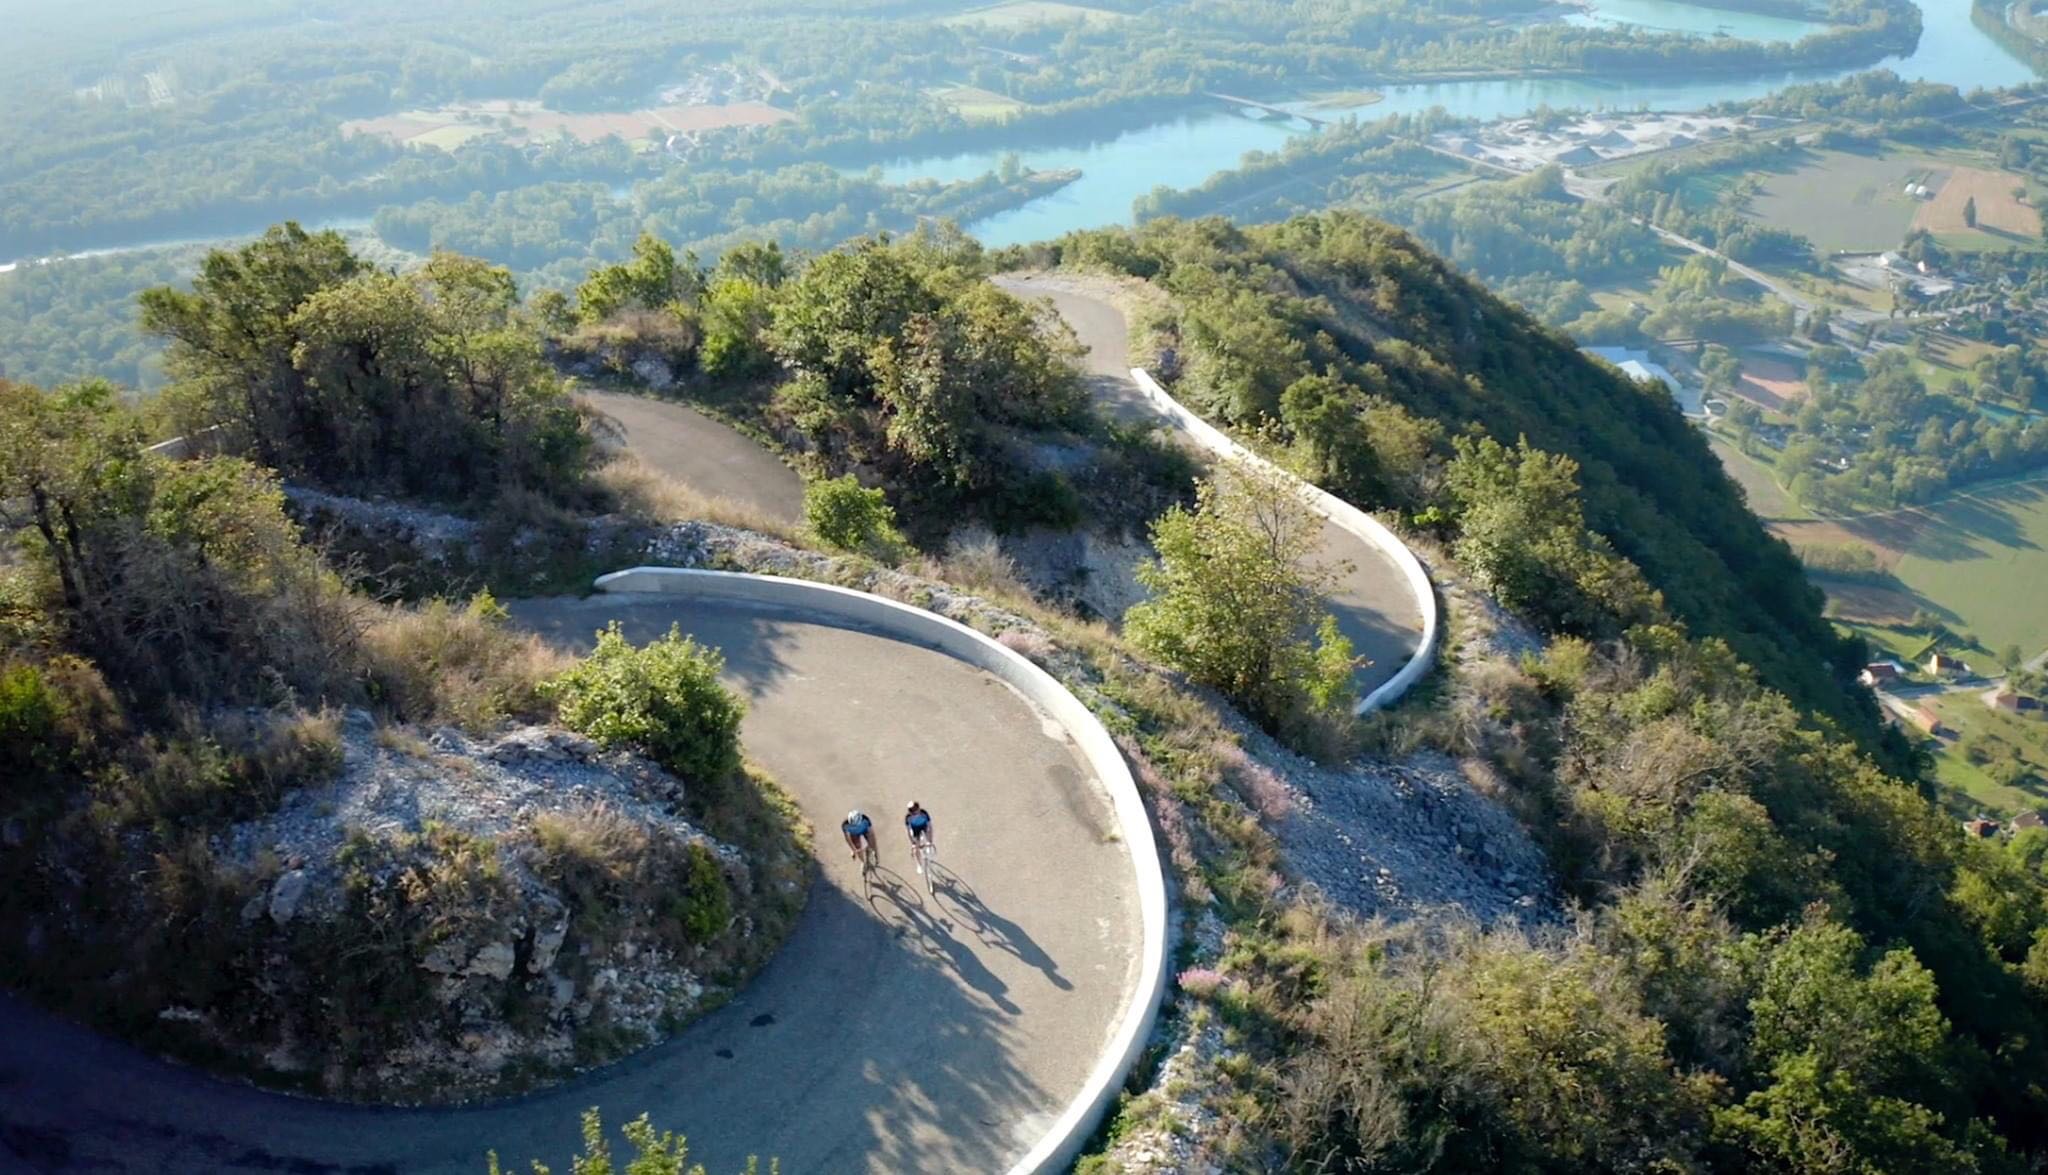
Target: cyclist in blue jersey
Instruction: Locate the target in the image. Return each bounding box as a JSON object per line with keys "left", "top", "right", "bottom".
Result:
{"left": 904, "top": 801, "right": 935, "bottom": 867}
{"left": 841, "top": 809, "right": 874, "bottom": 862}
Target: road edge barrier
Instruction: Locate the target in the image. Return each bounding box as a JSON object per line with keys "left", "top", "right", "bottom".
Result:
{"left": 592, "top": 566, "right": 1172, "bottom": 1175}
{"left": 1128, "top": 368, "right": 1439, "bottom": 713}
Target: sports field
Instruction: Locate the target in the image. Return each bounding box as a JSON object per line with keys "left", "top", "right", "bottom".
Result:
{"left": 929, "top": 84, "right": 1028, "bottom": 121}
{"left": 943, "top": 0, "right": 1125, "bottom": 27}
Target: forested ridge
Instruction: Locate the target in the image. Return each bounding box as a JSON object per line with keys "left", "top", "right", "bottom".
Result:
{"left": 1020, "top": 212, "right": 2048, "bottom": 1171}
{"left": 1033, "top": 212, "right": 1864, "bottom": 730}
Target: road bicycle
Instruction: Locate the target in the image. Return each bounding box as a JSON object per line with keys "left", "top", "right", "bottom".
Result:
{"left": 912, "top": 835, "right": 937, "bottom": 896}
{"left": 857, "top": 839, "right": 878, "bottom": 898}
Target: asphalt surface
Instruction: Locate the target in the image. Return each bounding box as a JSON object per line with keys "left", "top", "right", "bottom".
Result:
{"left": 996, "top": 273, "right": 1425, "bottom": 698}
{"left": 0, "top": 598, "right": 1141, "bottom": 1174}
{"left": 582, "top": 389, "right": 806, "bottom": 525}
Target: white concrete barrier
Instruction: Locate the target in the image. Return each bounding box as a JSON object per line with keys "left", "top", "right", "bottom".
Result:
{"left": 592, "top": 566, "right": 1171, "bottom": 1175}
{"left": 1128, "top": 369, "right": 1439, "bottom": 713}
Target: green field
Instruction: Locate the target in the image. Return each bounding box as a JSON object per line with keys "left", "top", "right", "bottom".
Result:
{"left": 943, "top": 0, "right": 1124, "bottom": 28}
{"left": 1708, "top": 432, "right": 1813, "bottom": 521}
{"left": 1889, "top": 478, "right": 2048, "bottom": 657}
{"left": 1928, "top": 691, "right": 2048, "bottom": 816}
{"left": 928, "top": 84, "right": 1027, "bottom": 121}
{"left": 1743, "top": 148, "right": 1928, "bottom": 253}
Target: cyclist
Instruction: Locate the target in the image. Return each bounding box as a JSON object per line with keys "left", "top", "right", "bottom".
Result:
{"left": 904, "top": 801, "right": 935, "bottom": 871}
{"left": 841, "top": 809, "right": 875, "bottom": 863}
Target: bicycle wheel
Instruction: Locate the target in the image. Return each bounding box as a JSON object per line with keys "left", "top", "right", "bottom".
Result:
{"left": 918, "top": 841, "right": 936, "bottom": 895}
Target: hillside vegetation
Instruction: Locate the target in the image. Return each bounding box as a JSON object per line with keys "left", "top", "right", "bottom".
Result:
{"left": 981, "top": 212, "right": 2048, "bottom": 1169}
{"left": 1031, "top": 212, "right": 1872, "bottom": 737}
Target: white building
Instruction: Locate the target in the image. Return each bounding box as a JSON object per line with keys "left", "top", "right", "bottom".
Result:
{"left": 1583, "top": 346, "right": 1702, "bottom": 417}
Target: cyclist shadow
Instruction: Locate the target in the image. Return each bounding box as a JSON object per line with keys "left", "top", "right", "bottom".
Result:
{"left": 867, "top": 869, "right": 1022, "bottom": 1016}
{"left": 929, "top": 869, "right": 1073, "bottom": 993}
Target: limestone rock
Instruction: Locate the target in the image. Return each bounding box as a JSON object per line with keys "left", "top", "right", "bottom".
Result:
{"left": 267, "top": 869, "right": 310, "bottom": 924}
{"left": 466, "top": 941, "right": 516, "bottom": 981}
{"left": 529, "top": 919, "right": 569, "bottom": 975}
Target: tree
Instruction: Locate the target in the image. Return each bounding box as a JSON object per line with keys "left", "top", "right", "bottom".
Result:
{"left": 576, "top": 233, "right": 702, "bottom": 324}
{"left": 1126, "top": 462, "right": 1356, "bottom": 735}
{"left": 1964, "top": 196, "right": 1978, "bottom": 230}
{"left": 1445, "top": 435, "right": 1659, "bottom": 635}
{"left": 1716, "top": 920, "right": 1982, "bottom": 1173}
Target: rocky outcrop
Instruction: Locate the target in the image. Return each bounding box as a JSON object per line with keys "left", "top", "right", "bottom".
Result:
{"left": 184, "top": 714, "right": 774, "bottom": 1103}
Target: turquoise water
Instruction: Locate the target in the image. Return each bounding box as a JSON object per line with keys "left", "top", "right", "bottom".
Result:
{"left": 869, "top": 0, "right": 2037, "bottom": 247}
{"left": 861, "top": 113, "right": 1300, "bottom": 246}
{"left": 1566, "top": 0, "right": 1828, "bottom": 42}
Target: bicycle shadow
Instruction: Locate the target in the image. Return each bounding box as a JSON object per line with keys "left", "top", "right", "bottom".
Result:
{"left": 867, "top": 872, "right": 1021, "bottom": 1015}
{"left": 930, "top": 868, "right": 1074, "bottom": 993}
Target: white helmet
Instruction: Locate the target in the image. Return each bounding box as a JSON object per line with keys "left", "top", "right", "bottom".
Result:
{"left": 905, "top": 800, "right": 921, "bottom": 812}
{"left": 846, "top": 809, "right": 866, "bottom": 825}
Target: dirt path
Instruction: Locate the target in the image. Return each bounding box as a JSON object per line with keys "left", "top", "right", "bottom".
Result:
{"left": 0, "top": 597, "right": 1141, "bottom": 1174}
{"left": 995, "top": 272, "right": 1425, "bottom": 699}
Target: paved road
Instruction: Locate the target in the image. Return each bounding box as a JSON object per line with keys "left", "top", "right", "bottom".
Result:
{"left": 0, "top": 598, "right": 1140, "bottom": 1174}
{"left": 582, "top": 389, "right": 806, "bottom": 526}
{"left": 995, "top": 273, "right": 1424, "bottom": 699}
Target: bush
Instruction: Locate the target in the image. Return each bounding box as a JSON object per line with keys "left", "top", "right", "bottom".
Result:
{"left": 678, "top": 842, "right": 731, "bottom": 944}
{"left": 544, "top": 622, "right": 745, "bottom": 783}
{"left": 803, "top": 474, "right": 904, "bottom": 556}
{"left": 0, "top": 662, "right": 64, "bottom": 782}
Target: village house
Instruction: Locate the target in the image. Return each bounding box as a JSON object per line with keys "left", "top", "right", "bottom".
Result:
{"left": 1926, "top": 652, "right": 1969, "bottom": 678}
{"left": 1986, "top": 686, "right": 2023, "bottom": 712}
{"left": 1965, "top": 817, "right": 2003, "bottom": 838}
{"left": 1859, "top": 660, "right": 1907, "bottom": 688}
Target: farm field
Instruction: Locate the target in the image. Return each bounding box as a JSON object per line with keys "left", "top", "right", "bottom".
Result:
{"left": 942, "top": 0, "right": 1125, "bottom": 28}
{"left": 1913, "top": 164, "right": 2043, "bottom": 247}
{"left": 342, "top": 98, "right": 794, "bottom": 150}
{"left": 1743, "top": 148, "right": 1930, "bottom": 253}
{"left": 1889, "top": 478, "right": 2048, "bottom": 655}
{"left": 1773, "top": 475, "right": 2048, "bottom": 657}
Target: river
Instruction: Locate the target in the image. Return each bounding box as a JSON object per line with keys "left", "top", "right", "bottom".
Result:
{"left": 870, "top": 0, "right": 2040, "bottom": 248}
{"left": 1, "top": 0, "right": 2033, "bottom": 270}
{"left": 0, "top": 216, "right": 373, "bottom": 275}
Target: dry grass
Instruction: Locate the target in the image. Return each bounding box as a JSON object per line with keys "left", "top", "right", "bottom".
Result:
{"left": 363, "top": 596, "right": 570, "bottom": 731}
{"left": 594, "top": 451, "right": 800, "bottom": 540}
{"left": 1913, "top": 165, "right": 2042, "bottom": 240}
{"left": 997, "top": 627, "right": 1059, "bottom": 665}
{"left": 915, "top": 528, "right": 1029, "bottom": 597}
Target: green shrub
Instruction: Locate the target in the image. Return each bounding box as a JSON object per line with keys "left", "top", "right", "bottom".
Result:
{"left": 803, "top": 474, "right": 904, "bottom": 555}
{"left": 678, "top": 843, "right": 731, "bottom": 944}
{"left": 544, "top": 623, "right": 745, "bottom": 783}
{"left": 0, "top": 662, "right": 64, "bottom": 781}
